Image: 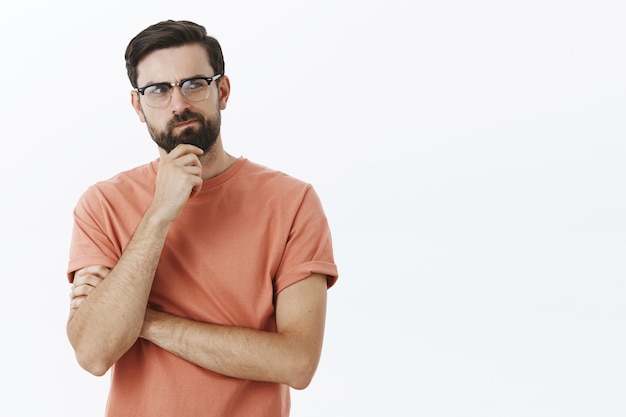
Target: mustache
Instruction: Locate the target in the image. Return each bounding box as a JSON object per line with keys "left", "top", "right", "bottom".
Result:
{"left": 166, "top": 111, "right": 204, "bottom": 130}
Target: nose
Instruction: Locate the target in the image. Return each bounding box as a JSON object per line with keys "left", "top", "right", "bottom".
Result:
{"left": 169, "top": 86, "right": 190, "bottom": 114}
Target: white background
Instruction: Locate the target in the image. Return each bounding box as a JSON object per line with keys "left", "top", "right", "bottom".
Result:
{"left": 1, "top": 1, "right": 624, "bottom": 416}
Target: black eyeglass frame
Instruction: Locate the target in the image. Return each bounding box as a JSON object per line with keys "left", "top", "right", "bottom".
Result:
{"left": 134, "top": 74, "right": 223, "bottom": 104}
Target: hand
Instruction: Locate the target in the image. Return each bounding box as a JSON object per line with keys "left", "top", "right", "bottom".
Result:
{"left": 70, "top": 265, "right": 110, "bottom": 312}
{"left": 151, "top": 144, "right": 204, "bottom": 223}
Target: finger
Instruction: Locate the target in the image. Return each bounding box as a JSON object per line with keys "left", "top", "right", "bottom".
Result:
{"left": 168, "top": 143, "right": 204, "bottom": 159}
{"left": 73, "top": 266, "right": 110, "bottom": 286}
{"left": 190, "top": 179, "right": 203, "bottom": 198}
{"left": 71, "top": 284, "right": 96, "bottom": 299}
{"left": 176, "top": 154, "right": 203, "bottom": 172}
{"left": 74, "top": 265, "right": 110, "bottom": 281}
{"left": 73, "top": 273, "right": 105, "bottom": 288}
{"left": 76, "top": 265, "right": 111, "bottom": 276}
{"left": 70, "top": 296, "right": 86, "bottom": 310}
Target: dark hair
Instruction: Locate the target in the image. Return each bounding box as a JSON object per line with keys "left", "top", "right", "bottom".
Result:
{"left": 125, "top": 20, "right": 225, "bottom": 88}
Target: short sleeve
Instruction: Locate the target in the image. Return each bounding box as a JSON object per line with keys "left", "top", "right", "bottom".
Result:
{"left": 274, "top": 186, "right": 338, "bottom": 294}
{"left": 66, "top": 187, "right": 122, "bottom": 282}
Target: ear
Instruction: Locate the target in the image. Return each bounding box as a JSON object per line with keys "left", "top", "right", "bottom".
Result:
{"left": 217, "top": 75, "right": 231, "bottom": 110}
{"left": 131, "top": 91, "right": 146, "bottom": 123}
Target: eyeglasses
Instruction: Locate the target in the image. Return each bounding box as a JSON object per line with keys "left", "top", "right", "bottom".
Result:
{"left": 134, "top": 74, "right": 222, "bottom": 108}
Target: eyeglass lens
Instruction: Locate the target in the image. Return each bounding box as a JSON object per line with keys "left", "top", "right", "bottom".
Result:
{"left": 143, "top": 78, "right": 211, "bottom": 107}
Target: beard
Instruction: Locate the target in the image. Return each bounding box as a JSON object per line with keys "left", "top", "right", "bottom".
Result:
{"left": 147, "top": 109, "right": 221, "bottom": 154}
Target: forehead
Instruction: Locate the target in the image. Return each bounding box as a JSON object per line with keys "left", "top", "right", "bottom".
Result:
{"left": 136, "top": 43, "right": 213, "bottom": 85}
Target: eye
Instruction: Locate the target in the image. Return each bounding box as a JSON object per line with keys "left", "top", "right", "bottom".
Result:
{"left": 184, "top": 78, "right": 208, "bottom": 91}
{"left": 145, "top": 84, "right": 171, "bottom": 96}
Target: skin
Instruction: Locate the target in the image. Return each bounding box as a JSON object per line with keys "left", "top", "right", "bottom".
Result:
{"left": 67, "top": 44, "right": 328, "bottom": 390}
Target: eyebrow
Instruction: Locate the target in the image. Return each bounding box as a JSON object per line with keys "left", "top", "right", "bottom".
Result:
{"left": 139, "top": 74, "right": 211, "bottom": 88}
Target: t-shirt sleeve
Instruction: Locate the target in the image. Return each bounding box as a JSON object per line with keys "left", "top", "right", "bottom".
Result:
{"left": 274, "top": 185, "right": 338, "bottom": 294}
{"left": 67, "top": 187, "right": 122, "bottom": 282}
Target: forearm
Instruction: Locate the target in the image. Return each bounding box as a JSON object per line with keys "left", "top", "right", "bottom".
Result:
{"left": 140, "top": 275, "right": 328, "bottom": 388}
{"left": 140, "top": 309, "right": 321, "bottom": 389}
{"left": 67, "top": 210, "right": 172, "bottom": 376}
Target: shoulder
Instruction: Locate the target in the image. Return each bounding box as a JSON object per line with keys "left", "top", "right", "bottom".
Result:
{"left": 239, "top": 159, "right": 312, "bottom": 195}
{"left": 76, "top": 160, "right": 157, "bottom": 211}
{"left": 235, "top": 159, "right": 327, "bottom": 220}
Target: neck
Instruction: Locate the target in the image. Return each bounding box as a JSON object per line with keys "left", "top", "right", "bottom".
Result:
{"left": 198, "top": 136, "right": 236, "bottom": 180}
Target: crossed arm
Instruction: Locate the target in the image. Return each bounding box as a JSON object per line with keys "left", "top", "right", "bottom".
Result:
{"left": 69, "top": 265, "right": 327, "bottom": 389}
{"left": 69, "top": 262, "right": 327, "bottom": 389}
{"left": 67, "top": 145, "right": 328, "bottom": 389}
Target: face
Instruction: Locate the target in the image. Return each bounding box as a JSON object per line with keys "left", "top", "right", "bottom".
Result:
{"left": 131, "top": 44, "right": 230, "bottom": 154}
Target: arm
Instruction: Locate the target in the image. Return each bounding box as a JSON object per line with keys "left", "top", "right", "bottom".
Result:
{"left": 67, "top": 145, "right": 204, "bottom": 376}
{"left": 140, "top": 273, "right": 329, "bottom": 390}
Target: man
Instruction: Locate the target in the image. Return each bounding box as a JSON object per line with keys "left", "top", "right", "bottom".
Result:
{"left": 66, "top": 20, "right": 338, "bottom": 416}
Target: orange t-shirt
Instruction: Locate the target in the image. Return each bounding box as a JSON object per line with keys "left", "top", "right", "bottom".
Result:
{"left": 68, "top": 157, "right": 338, "bottom": 417}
